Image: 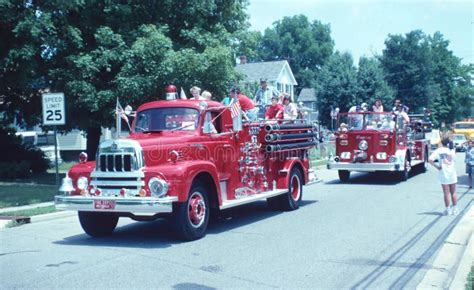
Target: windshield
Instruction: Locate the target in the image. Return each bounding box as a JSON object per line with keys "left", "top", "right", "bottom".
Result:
{"left": 134, "top": 107, "right": 200, "bottom": 133}
{"left": 454, "top": 123, "right": 474, "bottom": 129}
{"left": 337, "top": 113, "right": 394, "bottom": 131}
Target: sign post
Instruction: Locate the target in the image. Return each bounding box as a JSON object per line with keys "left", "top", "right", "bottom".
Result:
{"left": 42, "top": 93, "right": 66, "bottom": 191}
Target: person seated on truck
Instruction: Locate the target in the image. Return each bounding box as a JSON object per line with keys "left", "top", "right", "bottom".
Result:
{"left": 282, "top": 94, "right": 298, "bottom": 120}
{"left": 230, "top": 87, "right": 259, "bottom": 121}
{"left": 265, "top": 96, "right": 284, "bottom": 120}
{"left": 348, "top": 102, "right": 368, "bottom": 129}
{"left": 394, "top": 104, "right": 410, "bottom": 124}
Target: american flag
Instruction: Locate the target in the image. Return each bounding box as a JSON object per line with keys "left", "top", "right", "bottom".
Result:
{"left": 116, "top": 98, "right": 128, "bottom": 122}
{"left": 230, "top": 99, "right": 241, "bottom": 119}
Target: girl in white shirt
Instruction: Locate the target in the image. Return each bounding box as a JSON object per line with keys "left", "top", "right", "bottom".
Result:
{"left": 428, "top": 136, "right": 458, "bottom": 215}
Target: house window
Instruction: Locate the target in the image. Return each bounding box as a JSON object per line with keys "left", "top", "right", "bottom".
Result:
{"left": 285, "top": 84, "right": 290, "bottom": 94}
{"left": 277, "top": 83, "right": 282, "bottom": 92}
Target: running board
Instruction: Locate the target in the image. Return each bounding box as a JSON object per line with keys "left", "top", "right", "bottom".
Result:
{"left": 220, "top": 189, "right": 287, "bottom": 210}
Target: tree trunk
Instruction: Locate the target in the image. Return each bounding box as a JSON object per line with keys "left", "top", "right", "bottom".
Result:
{"left": 86, "top": 127, "right": 102, "bottom": 161}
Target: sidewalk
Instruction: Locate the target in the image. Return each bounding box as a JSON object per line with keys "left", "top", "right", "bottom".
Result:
{"left": 0, "top": 201, "right": 74, "bottom": 229}
{"left": 417, "top": 205, "right": 474, "bottom": 289}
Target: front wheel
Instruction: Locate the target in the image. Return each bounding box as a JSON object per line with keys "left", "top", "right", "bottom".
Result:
{"left": 173, "top": 183, "right": 209, "bottom": 241}
{"left": 78, "top": 211, "right": 119, "bottom": 237}
{"left": 398, "top": 156, "right": 410, "bottom": 181}
{"left": 338, "top": 170, "right": 350, "bottom": 182}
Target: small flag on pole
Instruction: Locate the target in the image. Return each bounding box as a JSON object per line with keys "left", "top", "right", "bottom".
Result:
{"left": 230, "top": 99, "right": 241, "bottom": 119}
{"left": 180, "top": 87, "right": 187, "bottom": 99}
{"left": 116, "top": 99, "right": 128, "bottom": 122}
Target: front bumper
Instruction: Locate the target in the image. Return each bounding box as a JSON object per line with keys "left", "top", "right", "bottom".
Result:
{"left": 327, "top": 161, "right": 401, "bottom": 172}
{"left": 55, "top": 195, "right": 178, "bottom": 214}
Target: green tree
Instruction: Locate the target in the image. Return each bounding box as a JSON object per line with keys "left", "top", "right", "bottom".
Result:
{"left": 258, "top": 14, "right": 334, "bottom": 88}
{"left": 315, "top": 52, "right": 358, "bottom": 127}
{"left": 380, "top": 30, "right": 472, "bottom": 125}
{"left": 356, "top": 57, "right": 394, "bottom": 109}
{"left": 1, "top": 0, "right": 248, "bottom": 158}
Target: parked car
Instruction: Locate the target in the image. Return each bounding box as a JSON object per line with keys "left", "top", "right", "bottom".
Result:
{"left": 16, "top": 131, "right": 62, "bottom": 164}
{"left": 452, "top": 134, "right": 467, "bottom": 152}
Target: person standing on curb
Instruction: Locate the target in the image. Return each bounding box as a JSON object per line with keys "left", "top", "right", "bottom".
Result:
{"left": 465, "top": 137, "right": 474, "bottom": 189}
{"left": 428, "top": 136, "right": 459, "bottom": 215}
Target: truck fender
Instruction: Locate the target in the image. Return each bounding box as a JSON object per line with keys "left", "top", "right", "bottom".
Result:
{"left": 144, "top": 161, "right": 221, "bottom": 204}
{"left": 180, "top": 161, "right": 221, "bottom": 204}
{"left": 276, "top": 159, "right": 307, "bottom": 189}
{"left": 394, "top": 149, "right": 410, "bottom": 169}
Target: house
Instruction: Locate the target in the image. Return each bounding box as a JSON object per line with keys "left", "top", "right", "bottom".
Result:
{"left": 298, "top": 88, "right": 319, "bottom": 123}
{"left": 235, "top": 57, "right": 298, "bottom": 100}
{"left": 298, "top": 88, "right": 317, "bottom": 111}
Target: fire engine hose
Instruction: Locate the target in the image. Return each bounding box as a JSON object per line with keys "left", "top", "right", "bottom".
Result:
{"left": 264, "top": 123, "right": 314, "bottom": 132}
{"left": 265, "top": 141, "right": 317, "bottom": 153}
{"left": 265, "top": 132, "right": 317, "bottom": 143}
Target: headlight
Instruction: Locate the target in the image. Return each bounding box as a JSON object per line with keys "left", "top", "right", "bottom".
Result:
{"left": 148, "top": 177, "right": 169, "bottom": 198}
{"left": 77, "top": 176, "right": 89, "bottom": 191}
{"left": 359, "top": 140, "right": 368, "bottom": 150}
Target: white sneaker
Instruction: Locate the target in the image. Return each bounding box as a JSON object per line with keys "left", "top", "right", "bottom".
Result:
{"left": 444, "top": 207, "right": 452, "bottom": 216}
{"left": 452, "top": 207, "right": 459, "bottom": 216}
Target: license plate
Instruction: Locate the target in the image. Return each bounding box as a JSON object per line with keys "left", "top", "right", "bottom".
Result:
{"left": 94, "top": 200, "right": 116, "bottom": 210}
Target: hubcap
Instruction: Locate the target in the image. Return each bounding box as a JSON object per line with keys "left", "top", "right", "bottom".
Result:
{"left": 291, "top": 175, "right": 301, "bottom": 201}
{"left": 188, "top": 192, "right": 206, "bottom": 228}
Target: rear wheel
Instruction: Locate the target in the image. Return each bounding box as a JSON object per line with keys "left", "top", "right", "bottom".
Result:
{"left": 78, "top": 211, "right": 119, "bottom": 237}
{"left": 280, "top": 168, "right": 303, "bottom": 211}
{"left": 173, "top": 183, "right": 209, "bottom": 241}
{"left": 338, "top": 170, "right": 350, "bottom": 182}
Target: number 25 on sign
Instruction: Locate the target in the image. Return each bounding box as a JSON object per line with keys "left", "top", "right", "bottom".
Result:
{"left": 42, "top": 93, "right": 66, "bottom": 125}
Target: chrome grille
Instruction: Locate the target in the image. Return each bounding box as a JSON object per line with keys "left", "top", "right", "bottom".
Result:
{"left": 99, "top": 153, "right": 134, "bottom": 172}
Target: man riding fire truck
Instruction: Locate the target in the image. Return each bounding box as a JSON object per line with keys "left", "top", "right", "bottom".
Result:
{"left": 327, "top": 109, "right": 430, "bottom": 182}
{"left": 55, "top": 85, "right": 318, "bottom": 240}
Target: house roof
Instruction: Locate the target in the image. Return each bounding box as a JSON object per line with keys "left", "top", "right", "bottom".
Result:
{"left": 298, "top": 88, "right": 317, "bottom": 102}
{"left": 235, "top": 60, "right": 297, "bottom": 85}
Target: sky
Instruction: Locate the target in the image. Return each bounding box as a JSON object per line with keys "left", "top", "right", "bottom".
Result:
{"left": 247, "top": 0, "right": 473, "bottom": 65}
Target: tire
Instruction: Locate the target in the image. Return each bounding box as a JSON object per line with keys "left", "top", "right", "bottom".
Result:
{"left": 78, "top": 211, "right": 119, "bottom": 237}
{"left": 280, "top": 168, "right": 303, "bottom": 211}
{"left": 398, "top": 156, "right": 409, "bottom": 181}
{"left": 338, "top": 170, "right": 350, "bottom": 182}
{"left": 173, "top": 183, "right": 209, "bottom": 241}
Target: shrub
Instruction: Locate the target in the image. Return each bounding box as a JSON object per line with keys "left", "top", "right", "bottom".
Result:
{"left": 0, "top": 126, "right": 50, "bottom": 178}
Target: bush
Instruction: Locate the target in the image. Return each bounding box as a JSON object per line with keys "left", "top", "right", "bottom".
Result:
{"left": 0, "top": 126, "right": 50, "bottom": 178}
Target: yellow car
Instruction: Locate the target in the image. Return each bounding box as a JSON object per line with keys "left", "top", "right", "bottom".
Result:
{"left": 453, "top": 120, "right": 474, "bottom": 140}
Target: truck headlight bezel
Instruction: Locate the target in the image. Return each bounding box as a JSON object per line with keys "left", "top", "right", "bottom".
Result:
{"left": 148, "top": 177, "right": 169, "bottom": 198}
{"left": 77, "top": 176, "right": 89, "bottom": 191}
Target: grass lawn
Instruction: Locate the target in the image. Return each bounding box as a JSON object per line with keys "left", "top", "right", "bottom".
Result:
{"left": 0, "top": 205, "right": 57, "bottom": 217}
{"left": 0, "top": 162, "right": 74, "bottom": 209}
{"left": 467, "top": 263, "right": 474, "bottom": 290}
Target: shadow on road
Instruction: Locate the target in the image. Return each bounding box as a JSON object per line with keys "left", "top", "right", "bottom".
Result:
{"left": 350, "top": 190, "right": 473, "bottom": 289}
{"left": 53, "top": 200, "right": 317, "bottom": 248}
{"left": 324, "top": 165, "right": 428, "bottom": 186}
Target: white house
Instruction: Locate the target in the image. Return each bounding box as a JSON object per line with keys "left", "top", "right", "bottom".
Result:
{"left": 235, "top": 58, "right": 298, "bottom": 100}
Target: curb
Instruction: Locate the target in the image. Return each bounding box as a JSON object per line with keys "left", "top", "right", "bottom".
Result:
{"left": 417, "top": 205, "right": 474, "bottom": 289}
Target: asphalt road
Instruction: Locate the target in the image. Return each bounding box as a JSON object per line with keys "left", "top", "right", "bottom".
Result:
{"left": 1, "top": 153, "right": 472, "bottom": 289}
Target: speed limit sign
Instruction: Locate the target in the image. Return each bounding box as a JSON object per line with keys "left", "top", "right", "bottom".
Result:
{"left": 42, "top": 93, "right": 66, "bottom": 125}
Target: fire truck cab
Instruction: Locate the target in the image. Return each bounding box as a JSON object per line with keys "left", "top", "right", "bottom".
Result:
{"left": 55, "top": 99, "right": 317, "bottom": 240}
{"left": 327, "top": 112, "right": 430, "bottom": 182}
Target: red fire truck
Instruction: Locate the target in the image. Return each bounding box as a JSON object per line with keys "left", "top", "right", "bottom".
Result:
{"left": 55, "top": 99, "right": 317, "bottom": 240}
{"left": 327, "top": 112, "right": 430, "bottom": 182}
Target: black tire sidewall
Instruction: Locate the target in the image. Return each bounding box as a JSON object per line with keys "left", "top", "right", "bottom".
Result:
{"left": 174, "top": 184, "right": 210, "bottom": 241}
